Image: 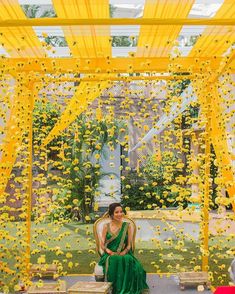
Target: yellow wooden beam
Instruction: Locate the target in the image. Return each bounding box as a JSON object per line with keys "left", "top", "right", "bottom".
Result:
{"left": 0, "top": 18, "right": 235, "bottom": 27}
{"left": 0, "top": 57, "right": 225, "bottom": 73}
{"left": 35, "top": 75, "right": 194, "bottom": 83}
{"left": 26, "top": 81, "right": 35, "bottom": 279}
{"left": 209, "top": 49, "right": 235, "bottom": 83}
{"left": 202, "top": 123, "right": 210, "bottom": 272}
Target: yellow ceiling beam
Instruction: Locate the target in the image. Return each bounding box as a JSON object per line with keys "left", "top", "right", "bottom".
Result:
{"left": 0, "top": 18, "right": 235, "bottom": 27}
{"left": 209, "top": 49, "right": 235, "bottom": 82}
{"left": 35, "top": 75, "right": 194, "bottom": 83}
{"left": 0, "top": 57, "right": 226, "bottom": 73}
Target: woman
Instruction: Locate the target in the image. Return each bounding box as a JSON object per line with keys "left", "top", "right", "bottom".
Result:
{"left": 98, "top": 203, "right": 149, "bottom": 294}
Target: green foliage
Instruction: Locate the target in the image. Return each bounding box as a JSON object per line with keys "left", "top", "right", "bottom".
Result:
{"left": 21, "top": 4, "right": 56, "bottom": 18}
{"left": 44, "top": 36, "right": 68, "bottom": 47}
{"left": 185, "top": 35, "right": 199, "bottom": 47}
{"left": 33, "top": 102, "right": 123, "bottom": 222}
{"left": 52, "top": 116, "right": 123, "bottom": 222}
{"left": 180, "top": 104, "right": 200, "bottom": 129}
{"left": 109, "top": 4, "right": 116, "bottom": 17}
{"left": 170, "top": 73, "right": 191, "bottom": 96}
{"left": 121, "top": 152, "right": 191, "bottom": 210}
{"left": 33, "top": 101, "right": 61, "bottom": 158}
{"left": 143, "top": 151, "right": 180, "bottom": 185}
{"left": 112, "top": 36, "right": 137, "bottom": 47}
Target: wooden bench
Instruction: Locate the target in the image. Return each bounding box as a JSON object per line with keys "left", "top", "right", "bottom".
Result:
{"left": 27, "top": 281, "right": 66, "bottom": 294}
{"left": 178, "top": 271, "right": 211, "bottom": 290}
{"left": 67, "top": 281, "right": 112, "bottom": 294}
{"left": 30, "top": 264, "right": 58, "bottom": 279}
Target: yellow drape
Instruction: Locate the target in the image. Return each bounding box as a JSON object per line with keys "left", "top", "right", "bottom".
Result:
{"left": 195, "top": 80, "right": 235, "bottom": 211}
{"left": 189, "top": 0, "right": 235, "bottom": 57}
{"left": 52, "top": 0, "right": 111, "bottom": 57}
{"left": 43, "top": 79, "right": 110, "bottom": 146}
{"left": 137, "top": 0, "right": 194, "bottom": 57}
{"left": 0, "top": 0, "right": 46, "bottom": 57}
{"left": 0, "top": 82, "right": 33, "bottom": 197}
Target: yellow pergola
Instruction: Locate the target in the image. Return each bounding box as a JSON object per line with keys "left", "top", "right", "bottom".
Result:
{"left": 0, "top": 0, "right": 235, "bottom": 285}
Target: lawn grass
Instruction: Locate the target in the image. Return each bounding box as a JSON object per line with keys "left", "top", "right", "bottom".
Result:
{"left": 1, "top": 221, "right": 234, "bottom": 290}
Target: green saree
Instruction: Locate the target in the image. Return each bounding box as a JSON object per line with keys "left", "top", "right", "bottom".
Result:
{"left": 99, "top": 222, "right": 149, "bottom": 294}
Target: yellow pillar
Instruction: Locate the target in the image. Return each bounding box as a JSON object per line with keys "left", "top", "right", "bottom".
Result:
{"left": 25, "top": 81, "right": 35, "bottom": 278}
{"left": 201, "top": 121, "right": 211, "bottom": 271}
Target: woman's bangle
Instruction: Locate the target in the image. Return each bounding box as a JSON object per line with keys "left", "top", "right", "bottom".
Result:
{"left": 124, "top": 247, "right": 129, "bottom": 254}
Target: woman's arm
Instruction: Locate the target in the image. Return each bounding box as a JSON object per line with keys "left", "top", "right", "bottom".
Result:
{"left": 100, "top": 224, "right": 116, "bottom": 256}
{"left": 100, "top": 224, "right": 108, "bottom": 252}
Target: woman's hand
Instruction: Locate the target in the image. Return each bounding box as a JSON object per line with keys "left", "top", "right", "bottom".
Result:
{"left": 119, "top": 250, "right": 126, "bottom": 256}
{"left": 119, "top": 248, "right": 129, "bottom": 256}
{"left": 106, "top": 249, "right": 117, "bottom": 256}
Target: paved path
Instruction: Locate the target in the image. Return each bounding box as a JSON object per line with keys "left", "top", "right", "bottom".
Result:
{"left": 59, "top": 274, "right": 212, "bottom": 294}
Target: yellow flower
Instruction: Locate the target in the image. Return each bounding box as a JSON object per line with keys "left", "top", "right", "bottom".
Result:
{"left": 66, "top": 252, "right": 73, "bottom": 259}
{"left": 95, "top": 153, "right": 100, "bottom": 159}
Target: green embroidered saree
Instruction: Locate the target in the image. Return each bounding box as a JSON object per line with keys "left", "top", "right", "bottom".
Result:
{"left": 99, "top": 222, "right": 149, "bottom": 294}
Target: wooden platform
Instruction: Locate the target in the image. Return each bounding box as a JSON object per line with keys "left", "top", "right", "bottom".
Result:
{"left": 178, "top": 271, "right": 211, "bottom": 290}
{"left": 30, "top": 264, "right": 58, "bottom": 279}
{"left": 27, "top": 281, "right": 66, "bottom": 294}
{"left": 67, "top": 281, "right": 112, "bottom": 294}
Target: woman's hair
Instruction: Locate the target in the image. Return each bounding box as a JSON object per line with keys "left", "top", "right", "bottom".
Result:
{"left": 108, "top": 203, "right": 122, "bottom": 217}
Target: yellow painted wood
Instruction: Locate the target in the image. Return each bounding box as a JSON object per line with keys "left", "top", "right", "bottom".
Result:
{"left": 202, "top": 122, "right": 210, "bottom": 271}
{"left": 194, "top": 76, "right": 235, "bottom": 212}
{"left": 209, "top": 85, "right": 235, "bottom": 211}
{"left": 0, "top": 18, "right": 235, "bottom": 27}
{"left": 26, "top": 81, "right": 35, "bottom": 277}
{"left": 0, "top": 57, "right": 226, "bottom": 73}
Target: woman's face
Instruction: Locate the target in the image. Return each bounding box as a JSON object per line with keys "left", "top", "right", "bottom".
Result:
{"left": 113, "top": 206, "right": 123, "bottom": 222}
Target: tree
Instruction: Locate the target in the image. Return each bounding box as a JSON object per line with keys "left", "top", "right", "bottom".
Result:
{"left": 21, "top": 5, "right": 56, "bottom": 18}
{"left": 33, "top": 101, "right": 62, "bottom": 160}
{"left": 52, "top": 115, "right": 123, "bottom": 222}
{"left": 22, "top": 5, "right": 67, "bottom": 47}
{"left": 121, "top": 152, "right": 191, "bottom": 210}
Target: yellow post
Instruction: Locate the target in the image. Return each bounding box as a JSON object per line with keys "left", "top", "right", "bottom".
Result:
{"left": 25, "top": 81, "right": 35, "bottom": 278}
{"left": 201, "top": 121, "right": 210, "bottom": 271}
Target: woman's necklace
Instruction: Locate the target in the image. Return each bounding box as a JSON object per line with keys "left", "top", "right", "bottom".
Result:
{"left": 110, "top": 221, "right": 122, "bottom": 235}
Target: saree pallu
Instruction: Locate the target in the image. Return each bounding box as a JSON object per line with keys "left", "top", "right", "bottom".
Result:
{"left": 98, "top": 222, "right": 149, "bottom": 294}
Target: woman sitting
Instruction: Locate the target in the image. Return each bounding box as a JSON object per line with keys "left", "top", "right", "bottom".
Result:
{"left": 98, "top": 203, "right": 149, "bottom": 294}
